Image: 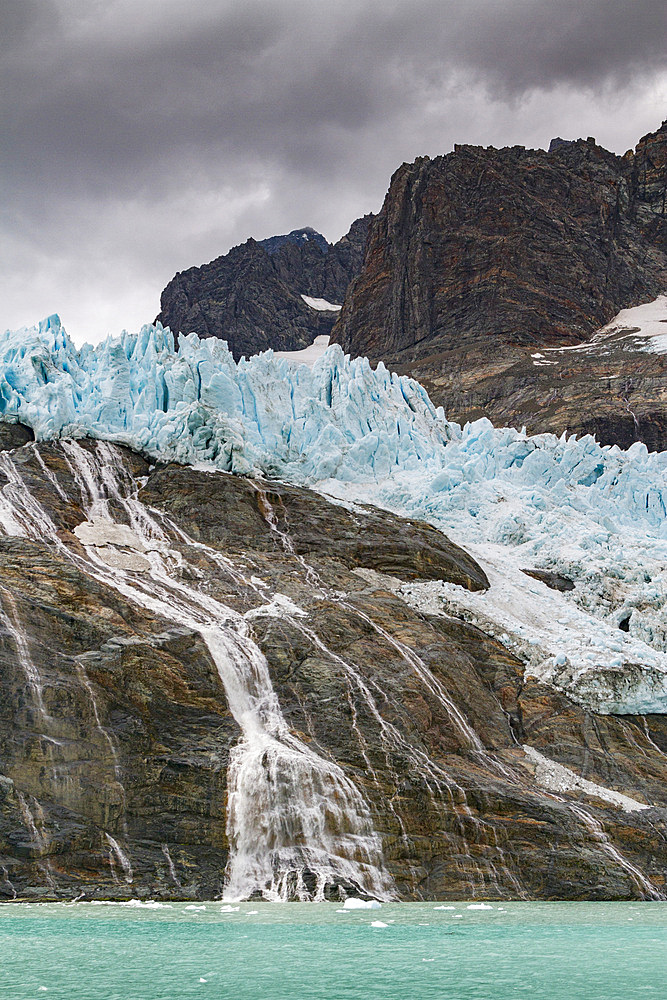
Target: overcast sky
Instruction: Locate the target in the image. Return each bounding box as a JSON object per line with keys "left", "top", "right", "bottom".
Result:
{"left": 2, "top": 0, "right": 665, "bottom": 345}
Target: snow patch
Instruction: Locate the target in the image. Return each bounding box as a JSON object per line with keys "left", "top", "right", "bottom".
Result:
{"left": 543, "top": 294, "right": 667, "bottom": 357}
{"left": 598, "top": 295, "right": 667, "bottom": 355}
{"left": 300, "top": 295, "right": 342, "bottom": 311}
{"left": 273, "top": 334, "right": 330, "bottom": 368}
{"left": 523, "top": 746, "right": 650, "bottom": 811}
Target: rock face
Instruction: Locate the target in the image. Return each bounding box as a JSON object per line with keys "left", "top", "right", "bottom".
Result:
{"left": 635, "top": 122, "right": 667, "bottom": 244}
{"left": 157, "top": 217, "right": 373, "bottom": 360}
{"left": 406, "top": 304, "right": 667, "bottom": 451}
{"left": 332, "top": 122, "right": 667, "bottom": 447}
{"left": 0, "top": 434, "right": 665, "bottom": 902}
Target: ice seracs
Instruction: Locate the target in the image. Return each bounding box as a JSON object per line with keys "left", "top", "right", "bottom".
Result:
{"left": 3, "top": 312, "right": 667, "bottom": 715}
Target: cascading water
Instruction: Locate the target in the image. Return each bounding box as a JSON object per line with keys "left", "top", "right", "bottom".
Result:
{"left": 253, "top": 487, "right": 529, "bottom": 897}
{"left": 105, "top": 833, "right": 133, "bottom": 884}
{"left": 0, "top": 439, "right": 393, "bottom": 901}
{"left": 568, "top": 804, "right": 663, "bottom": 901}
{"left": 1, "top": 438, "right": 662, "bottom": 902}
{"left": 161, "top": 844, "right": 181, "bottom": 887}
{"left": 16, "top": 791, "right": 55, "bottom": 889}
{"left": 0, "top": 586, "right": 47, "bottom": 719}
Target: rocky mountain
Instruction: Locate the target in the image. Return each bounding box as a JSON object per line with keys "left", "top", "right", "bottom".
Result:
{"left": 332, "top": 122, "right": 667, "bottom": 448}
{"left": 0, "top": 317, "right": 666, "bottom": 902}
{"left": 0, "top": 430, "right": 665, "bottom": 903}
{"left": 157, "top": 216, "right": 373, "bottom": 360}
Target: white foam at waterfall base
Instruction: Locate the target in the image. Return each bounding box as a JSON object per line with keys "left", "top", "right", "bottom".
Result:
{"left": 2, "top": 309, "right": 667, "bottom": 713}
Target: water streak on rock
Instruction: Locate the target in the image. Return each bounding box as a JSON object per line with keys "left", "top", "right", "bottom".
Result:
{"left": 0, "top": 439, "right": 393, "bottom": 901}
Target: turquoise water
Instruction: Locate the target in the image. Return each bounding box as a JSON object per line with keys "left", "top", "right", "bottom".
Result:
{"left": 1, "top": 901, "right": 665, "bottom": 999}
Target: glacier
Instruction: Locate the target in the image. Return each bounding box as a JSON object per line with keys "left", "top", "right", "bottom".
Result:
{"left": 2, "top": 313, "right": 667, "bottom": 714}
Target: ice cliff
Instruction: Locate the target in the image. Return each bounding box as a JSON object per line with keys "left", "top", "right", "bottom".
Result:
{"left": 2, "top": 314, "right": 667, "bottom": 714}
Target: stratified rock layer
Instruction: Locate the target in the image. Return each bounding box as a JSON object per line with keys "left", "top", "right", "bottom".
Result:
{"left": 157, "top": 217, "right": 372, "bottom": 360}
{"left": 333, "top": 122, "right": 667, "bottom": 447}
{"left": 0, "top": 437, "right": 665, "bottom": 902}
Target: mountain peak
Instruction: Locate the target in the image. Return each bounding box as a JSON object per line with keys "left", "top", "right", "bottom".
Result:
{"left": 257, "top": 227, "right": 330, "bottom": 256}
{"left": 156, "top": 216, "right": 373, "bottom": 359}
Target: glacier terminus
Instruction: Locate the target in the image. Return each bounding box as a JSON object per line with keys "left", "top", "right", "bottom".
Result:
{"left": 1, "top": 314, "right": 667, "bottom": 717}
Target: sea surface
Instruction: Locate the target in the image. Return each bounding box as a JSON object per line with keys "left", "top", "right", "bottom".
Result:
{"left": 1, "top": 901, "right": 665, "bottom": 999}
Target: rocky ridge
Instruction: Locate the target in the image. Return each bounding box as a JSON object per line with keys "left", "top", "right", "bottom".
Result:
{"left": 0, "top": 429, "right": 665, "bottom": 902}
{"left": 332, "top": 122, "right": 667, "bottom": 448}
{"left": 157, "top": 216, "right": 373, "bottom": 360}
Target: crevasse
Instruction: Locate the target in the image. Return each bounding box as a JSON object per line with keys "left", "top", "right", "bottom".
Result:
{"left": 2, "top": 314, "right": 667, "bottom": 714}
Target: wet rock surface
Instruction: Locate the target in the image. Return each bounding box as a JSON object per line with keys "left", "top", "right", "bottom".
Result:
{"left": 157, "top": 216, "right": 373, "bottom": 360}
{"left": 0, "top": 440, "right": 665, "bottom": 901}
{"left": 332, "top": 122, "right": 667, "bottom": 448}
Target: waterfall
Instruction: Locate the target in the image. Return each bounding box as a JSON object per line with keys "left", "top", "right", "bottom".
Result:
{"left": 1, "top": 438, "right": 662, "bottom": 901}
{"left": 161, "top": 844, "right": 181, "bottom": 887}
{"left": 568, "top": 804, "right": 663, "bottom": 901}
{"left": 0, "top": 586, "right": 47, "bottom": 719}
{"left": 16, "top": 791, "right": 55, "bottom": 889}
{"left": 254, "top": 487, "right": 528, "bottom": 897}
{"left": 105, "top": 833, "right": 133, "bottom": 884}
{"left": 0, "top": 439, "right": 393, "bottom": 901}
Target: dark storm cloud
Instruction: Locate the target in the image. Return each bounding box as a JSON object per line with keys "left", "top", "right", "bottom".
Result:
{"left": 1, "top": 0, "right": 665, "bottom": 342}
{"left": 3, "top": 0, "right": 664, "bottom": 186}
{"left": 0, "top": 0, "right": 60, "bottom": 56}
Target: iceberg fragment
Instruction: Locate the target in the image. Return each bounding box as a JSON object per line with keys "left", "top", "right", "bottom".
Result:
{"left": 342, "top": 897, "right": 382, "bottom": 909}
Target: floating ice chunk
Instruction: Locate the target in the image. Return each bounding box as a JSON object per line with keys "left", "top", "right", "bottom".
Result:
{"left": 127, "top": 900, "right": 170, "bottom": 909}
{"left": 343, "top": 897, "right": 381, "bottom": 909}
{"left": 466, "top": 903, "right": 493, "bottom": 910}
{"left": 219, "top": 904, "right": 240, "bottom": 912}
{"left": 185, "top": 904, "right": 206, "bottom": 911}
{"left": 433, "top": 905, "right": 455, "bottom": 910}
{"left": 370, "top": 920, "right": 388, "bottom": 927}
